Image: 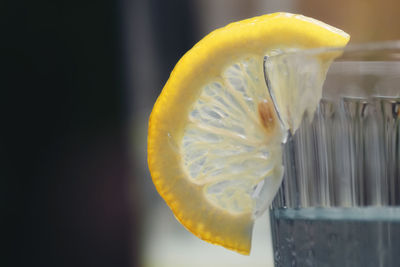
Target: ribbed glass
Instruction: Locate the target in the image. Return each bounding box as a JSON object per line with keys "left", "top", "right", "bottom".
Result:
{"left": 269, "top": 42, "right": 400, "bottom": 267}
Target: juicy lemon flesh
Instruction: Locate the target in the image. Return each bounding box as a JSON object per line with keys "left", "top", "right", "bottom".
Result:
{"left": 148, "top": 12, "right": 350, "bottom": 255}
{"left": 182, "top": 56, "right": 283, "bottom": 214}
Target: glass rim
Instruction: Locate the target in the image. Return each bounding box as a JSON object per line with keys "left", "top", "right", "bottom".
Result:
{"left": 270, "top": 40, "right": 400, "bottom": 58}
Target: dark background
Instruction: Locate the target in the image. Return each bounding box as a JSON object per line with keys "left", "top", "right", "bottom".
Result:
{"left": 6, "top": 0, "right": 134, "bottom": 266}
{"left": 5, "top": 0, "right": 196, "bottom": 266}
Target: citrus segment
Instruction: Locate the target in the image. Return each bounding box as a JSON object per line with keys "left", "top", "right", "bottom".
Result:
{"left": 148, "top": 12, "right": 349, "bottom": 254}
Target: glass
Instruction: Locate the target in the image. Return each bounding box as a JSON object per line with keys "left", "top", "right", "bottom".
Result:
{"left": 268, "top": 41, "right": 400, "bottom": 267}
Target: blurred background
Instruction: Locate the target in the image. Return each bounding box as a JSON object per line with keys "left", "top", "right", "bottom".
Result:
{"left": 5, "top": 0, "right": 400, "bottom": 266}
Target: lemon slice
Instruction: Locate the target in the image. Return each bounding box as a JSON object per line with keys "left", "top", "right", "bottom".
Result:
{"left": 148, "top": 12, "right": 349, "bottom": 255}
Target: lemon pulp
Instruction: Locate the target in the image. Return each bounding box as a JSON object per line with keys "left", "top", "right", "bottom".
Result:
{"left": 182, "top": 56, "right": 284, "bottom": 215}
